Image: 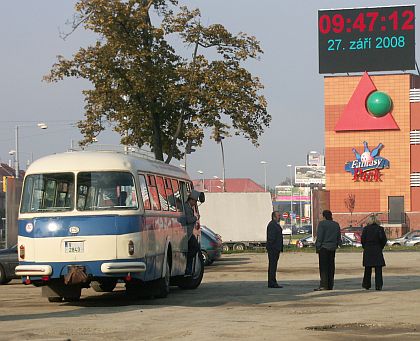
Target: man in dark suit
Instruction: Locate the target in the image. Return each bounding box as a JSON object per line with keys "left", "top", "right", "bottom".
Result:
{"left": 314, "top": 210, "right": 342, "bottom": 291}
{"left": 266, "top": 211, "right": 283, "bottom": 288}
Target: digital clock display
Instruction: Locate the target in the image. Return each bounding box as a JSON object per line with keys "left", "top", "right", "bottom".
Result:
{"left": 318, "top": 5, "right": 415, "bottom": 74}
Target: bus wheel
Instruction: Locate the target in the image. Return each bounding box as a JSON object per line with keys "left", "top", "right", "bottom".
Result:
{"left": 154, "top": 260, "right": 171, "bottom": 298}
{"left": 91, "top": 280, "right": 117, "bottom": 292}
{"left": 48, "top": 296, "right": 63, "bottom": 303}
{"left": 178, "top": 252, "right": 204, "bottom": 290}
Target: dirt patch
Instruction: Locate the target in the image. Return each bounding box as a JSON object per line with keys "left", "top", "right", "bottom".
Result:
{"left": 306, "top": 322, "right": 420, "bottom": 337}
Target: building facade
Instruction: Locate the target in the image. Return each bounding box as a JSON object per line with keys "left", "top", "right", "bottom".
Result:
{"left": 325, "top": 73, "right": 420, "bottom": 234}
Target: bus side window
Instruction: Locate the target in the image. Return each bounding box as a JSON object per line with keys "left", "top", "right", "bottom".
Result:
{"left": 171, "top": 179, "right": 183, "bottom": 212}
{"left": 179, "top": 181, "right": 189, "bottom": 209}
{"left": 147, "top": 175, "right": 161, "bottom": 211}
{"left": 164, "top": 178, "right": 176, "bottom": 212}
{"left": 138, "top": 174, "right": 151, "bottom": 210}
{"left": 155, "top": 176, "right": 169, "bottom": 211}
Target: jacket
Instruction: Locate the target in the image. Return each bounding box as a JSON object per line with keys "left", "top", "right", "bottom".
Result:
{"left": 266, "top": 220, "right": 283, "bottom": 252}
{"left": 184, "top": 201, "right": 198, "bottom": 239}
{"left": 361, "top": 223, "right": 387, "bottom": 267}
{"left": 315, "top": 219, "right": 342, "bottom": 251}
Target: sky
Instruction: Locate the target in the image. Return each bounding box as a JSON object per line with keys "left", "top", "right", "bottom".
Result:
{"left": 1, "top": 1, "right": 419, "bottom": 188}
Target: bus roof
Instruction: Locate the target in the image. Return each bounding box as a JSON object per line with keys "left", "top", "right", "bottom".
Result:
{"left": 25, "top": 151, "right": 190, "bottom": 180}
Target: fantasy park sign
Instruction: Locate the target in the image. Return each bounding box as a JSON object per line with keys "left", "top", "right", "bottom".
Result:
{"left": 344, "top": 141, "right": 389, "bottom": 182}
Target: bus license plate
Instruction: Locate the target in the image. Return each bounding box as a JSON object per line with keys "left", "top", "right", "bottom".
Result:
{"left": 65, "top": 241, "right": 84, "bottom": 253}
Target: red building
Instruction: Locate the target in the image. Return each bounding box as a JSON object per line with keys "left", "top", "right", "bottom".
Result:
{"left": 192, "top": 178, "right": 265, "bottom": 193}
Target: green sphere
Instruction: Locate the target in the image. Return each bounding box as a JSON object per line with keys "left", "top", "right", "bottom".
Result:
{"left": 366, "top": 91, "right": 392, "bottom": 117}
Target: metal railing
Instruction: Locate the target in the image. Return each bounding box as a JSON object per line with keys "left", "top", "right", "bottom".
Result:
{"left": 358, "top": 212, "right": 409, "bottom": 226}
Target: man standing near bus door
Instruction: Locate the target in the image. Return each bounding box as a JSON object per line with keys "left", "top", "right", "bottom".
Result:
{"left": 266, "top": 211, "right": 283, "bottom": 288}
{"left": 184, "top": 190, "right": 201, "bottom": 276}
{"left": 314, "top": 210, "right": 342, "bottom": 291}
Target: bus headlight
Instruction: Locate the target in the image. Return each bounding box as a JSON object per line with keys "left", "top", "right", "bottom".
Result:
{"left": 128, "top": 240, "right": 134, "bottom": 255}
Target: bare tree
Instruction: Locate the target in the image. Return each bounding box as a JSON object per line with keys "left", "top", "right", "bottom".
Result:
{"left": 344, "top": 194, "right": 356, "bottom": 225}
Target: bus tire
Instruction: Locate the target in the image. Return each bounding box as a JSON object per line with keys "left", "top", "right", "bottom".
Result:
{"left": 154, "top": 260, "right": 171, "bottom": 298}
{"left": 0, "top": 265, "right": 11, "bottom": 285}
{"left": 178, "top": 252, "right": 204, "bottom": 290}
{"left": 91, "top": 280, "right": 117, "bottom": 292}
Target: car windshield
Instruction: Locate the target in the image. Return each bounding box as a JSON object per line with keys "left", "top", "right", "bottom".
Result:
{"left": 21, "top": 173, "right": 74, "bottom": 213}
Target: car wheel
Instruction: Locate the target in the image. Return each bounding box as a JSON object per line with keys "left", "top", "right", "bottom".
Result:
{"left": 222, "top": 244, "right": 230, "bottom": 252}
{"left": 0, "top": 265, "right": 11, "bottom": 285}
{"left": 394, "top": 243, "right": 401, "bottom": 246}
{"left": 201, "top": 250, "right": 210, "bottom": 266}
{"left": 414, "top": 243, "right": 420, "bottom": 247}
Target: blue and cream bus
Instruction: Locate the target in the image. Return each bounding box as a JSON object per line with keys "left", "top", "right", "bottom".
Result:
{"left": 15, "top": 150, "right": 204, "bottom": 301}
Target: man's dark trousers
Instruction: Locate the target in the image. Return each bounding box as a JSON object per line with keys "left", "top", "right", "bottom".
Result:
{"left": 268, "top": 249, "right": 280, "bottom": 286}
{"left": 186, "top": 235, "right": 200, "bottom": 274}
{"left": 318, "top": 248, "right": 336, "bottom": 289}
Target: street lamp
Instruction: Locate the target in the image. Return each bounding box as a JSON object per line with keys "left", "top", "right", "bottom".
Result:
{"left": 260, "top": 161, "right": 268, "bottom": 192}
{"left": 197, "top": 170, "right": 204, "bottom": 191}
{"left": 287, "top": 164, "right": 293, "bottom": 224}
{"left": 14, "top": 122, "right": 48, "bottom": 178}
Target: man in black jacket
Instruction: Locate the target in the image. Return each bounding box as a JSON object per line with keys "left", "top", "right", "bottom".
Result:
{"left": 314, "top": 210, "right": 342, "bottom": 291}
{"left": 266, "top": 211, "right": 283, "bottom": 288}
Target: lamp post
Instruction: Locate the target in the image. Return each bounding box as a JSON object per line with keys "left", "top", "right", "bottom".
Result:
{"left": 260, "top": 161, "right": 268, "bottom": 192}
{"left": 287, "top": 164, "right": 293, "bottom": 224}
{"left": 197, "top": 170, "right": 204, "bottom": 191}
{"left": 14, "top": 123, "right": 48, "bottom": 178}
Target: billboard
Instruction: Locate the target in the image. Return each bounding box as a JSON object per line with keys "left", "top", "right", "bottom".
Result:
{"left": 295, "top": 166, "right": 326, "bottom": 185}
{"left": 318, "top": 5, "right": 415, "bottom": 73}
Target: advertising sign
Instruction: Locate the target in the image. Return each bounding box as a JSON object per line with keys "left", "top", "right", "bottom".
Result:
{"left": 295, "top": 166, "right": 326, "bottom": 185}
{"left": 318, "top": 5, "right": 415, "bottom": 73}
{"left": 345, "top": 141, "right": 389, "bottom": 181}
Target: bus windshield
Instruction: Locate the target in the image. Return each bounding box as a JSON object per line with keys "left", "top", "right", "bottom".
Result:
{"left": 21, "top": 173, "right": 74, "bottom": 213}
{"left": 76, "top": 171, "right": 138, "bottom": 211}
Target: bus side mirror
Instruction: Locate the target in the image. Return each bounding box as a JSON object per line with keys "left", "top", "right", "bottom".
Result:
{"left": 199, "top": 192, "right": 205, "bottom": 203}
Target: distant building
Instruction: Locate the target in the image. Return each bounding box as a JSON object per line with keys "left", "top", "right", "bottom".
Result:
{"left": 192, "top": 178, "right": 265, "bottom": 193}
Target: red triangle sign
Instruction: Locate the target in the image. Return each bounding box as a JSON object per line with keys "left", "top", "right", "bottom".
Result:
{"left": 334, "top": 72, "right": 399, "bottom": 132}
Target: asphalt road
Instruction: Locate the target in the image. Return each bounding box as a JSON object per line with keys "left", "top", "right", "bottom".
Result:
{"left": 1, "top": 251, "right": 420, "bottom": 340}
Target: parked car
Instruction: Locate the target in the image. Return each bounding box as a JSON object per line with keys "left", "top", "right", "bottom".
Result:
{"left": 404, "top": 236, "right": 420, "bottom": 247}
{"left": 297, "top": 225, "right": 312, "bottom": 234}
{"left": 341, "top": 234, "right": 362, "bottom": 247}
{"left": 387, "top": 230, "right": 420, "bottom": 246}
{"left": 201, "top": 226, "right": 222, "bottom": 265}
{"left": 341, "top": 226, "right": 364, "bottom": 243}
{"left": 296, "top": 235, "right": 315, "bottom": 248}
{"left": 0, "top": 245, "right": 19, "bottom": 284}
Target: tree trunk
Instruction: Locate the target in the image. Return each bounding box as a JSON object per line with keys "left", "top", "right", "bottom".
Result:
{"left": 152, "top": 111, "right": 164, "bottom": 161}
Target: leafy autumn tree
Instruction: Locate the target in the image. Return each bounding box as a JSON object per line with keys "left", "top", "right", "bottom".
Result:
{"left": 44, "top": 0, "right": 270, "bottom": 162}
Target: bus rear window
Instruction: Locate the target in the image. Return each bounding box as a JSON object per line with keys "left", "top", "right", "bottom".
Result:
{"left": 76, "top": 172, "right": 138, "bottom": 211}
{"left": 20, "top": 173, "right": 74, "bottom": 213}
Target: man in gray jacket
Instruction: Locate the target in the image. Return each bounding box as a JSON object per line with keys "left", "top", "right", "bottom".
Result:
{"left": 314, "top": 210, "right": 342, "bottom": 291}
{"left": 184, "top": 190, "right": 201, "bottom": 276}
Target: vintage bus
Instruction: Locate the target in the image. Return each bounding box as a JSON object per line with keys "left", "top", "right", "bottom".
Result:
{"left": 15, "top": 150, "right": 204, "bottom": 302}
